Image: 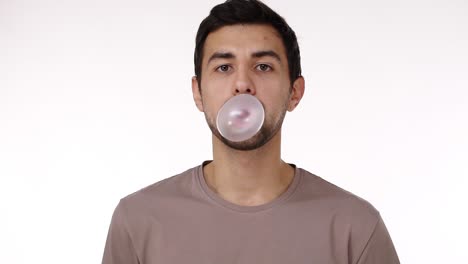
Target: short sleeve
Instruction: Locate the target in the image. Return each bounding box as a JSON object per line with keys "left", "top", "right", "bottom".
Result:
{"left": 102, "top": 200, "right": 140, "bottom": 264}
{"left": 355, "top": 214, "right": 400, "bottom": 264}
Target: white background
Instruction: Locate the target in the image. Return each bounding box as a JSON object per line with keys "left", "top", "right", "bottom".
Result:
{"left": 1, "top": 0, "right": 467, "bottom": 263}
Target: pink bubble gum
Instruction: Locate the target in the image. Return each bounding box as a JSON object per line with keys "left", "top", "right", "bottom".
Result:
{"left": 216, "top": 94, "right": 265, "bottom": 142}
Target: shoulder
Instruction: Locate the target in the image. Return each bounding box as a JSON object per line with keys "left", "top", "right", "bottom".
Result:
{"left": 117, "top": 165, "right": 197, "bottom": 215}
{"left": 297, "top": 167, "right": 381, "bottom": 224}
{"left": 298, "top": 168, "right": 388, "bottom": 259}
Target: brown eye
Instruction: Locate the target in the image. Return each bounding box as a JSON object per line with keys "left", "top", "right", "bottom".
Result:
{"left": 217, "top": 65, "right": 230, "bottom": 72}
{"left": 256, "top": 64, "right": 272, "bottom": 72}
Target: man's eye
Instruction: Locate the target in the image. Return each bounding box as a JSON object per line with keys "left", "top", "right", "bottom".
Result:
{"left": 216, "top": 65, "right": 231, "bottom": 72}
{"left": 256, "top": 64, "right": 272, "bottom": 72}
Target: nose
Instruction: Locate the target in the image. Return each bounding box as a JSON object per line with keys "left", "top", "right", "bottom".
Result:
{"left": 233, "top": 69, "right": 256, "bottom": 95}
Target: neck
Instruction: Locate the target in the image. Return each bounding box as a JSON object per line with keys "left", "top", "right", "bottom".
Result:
{"left": 202, "top": 129, "right": 295, "bottom": 206}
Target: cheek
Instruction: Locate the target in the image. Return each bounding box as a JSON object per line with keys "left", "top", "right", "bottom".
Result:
{"left": 201, "top": 93, "right": 229, "bottom": 119}
{"left": 258, "top": 92, "right": 289, "bottom": 119}
{"left": 201, "top": 79, "right": 235, "bottom": 107}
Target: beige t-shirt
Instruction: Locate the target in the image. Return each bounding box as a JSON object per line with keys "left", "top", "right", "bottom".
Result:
{"left": 102, "top": 160, "right": 400, "bottom": 264}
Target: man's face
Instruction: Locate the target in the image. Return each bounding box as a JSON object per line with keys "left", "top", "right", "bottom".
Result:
{"left": 192, "top": 24, "right": 303, "bottom": 151}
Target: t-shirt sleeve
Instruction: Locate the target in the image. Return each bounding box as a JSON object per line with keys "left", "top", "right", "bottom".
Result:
{"left": 102, "top": 200, "right": 140, "bottom": 264}
{"left": 354, "top": 214, "right": 400, "bottom": 264}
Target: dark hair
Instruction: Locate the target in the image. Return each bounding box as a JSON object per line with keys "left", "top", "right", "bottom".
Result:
{"left": 194, "top": 0, "right": 301, "bottom": 88}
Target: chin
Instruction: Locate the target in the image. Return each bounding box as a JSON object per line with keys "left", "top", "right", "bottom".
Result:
{"left": 214, "top": 126, "right": 278, "bottom": 152}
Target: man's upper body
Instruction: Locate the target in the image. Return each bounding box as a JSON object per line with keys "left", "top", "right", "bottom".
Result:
{"left": 102, "top": 0, "right": 400, "bottom": 263}
{"left": 102, "top": 160, "right": 399, "bottom": 264}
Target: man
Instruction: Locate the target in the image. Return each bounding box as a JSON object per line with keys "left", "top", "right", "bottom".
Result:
{"left": 102, "top": 0, "right": 400, "bottom": 263}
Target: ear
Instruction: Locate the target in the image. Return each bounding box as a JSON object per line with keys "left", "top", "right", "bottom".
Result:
{"left": 287, "top": 76, "right": 305, "bottom": 112}
{"left": 192, "top": 76, "right": 204, "bottom": 112}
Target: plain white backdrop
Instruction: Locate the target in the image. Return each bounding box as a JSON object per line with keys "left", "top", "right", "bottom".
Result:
{"left": 1, "top": 0, "right": 467, "bottom": 263}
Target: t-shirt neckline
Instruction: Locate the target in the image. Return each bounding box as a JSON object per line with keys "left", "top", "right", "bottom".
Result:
{"left": 196, "top": 160, "right": 302, "bottom": 213}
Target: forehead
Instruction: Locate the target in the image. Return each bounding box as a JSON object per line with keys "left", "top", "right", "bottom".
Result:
{"left": 202, "top": 24, "right": 287, "bottom": 63}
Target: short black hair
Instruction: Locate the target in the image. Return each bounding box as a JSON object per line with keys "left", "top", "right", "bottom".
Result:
{"left": 194, "top": 0, "right": 301, "bottom": 88}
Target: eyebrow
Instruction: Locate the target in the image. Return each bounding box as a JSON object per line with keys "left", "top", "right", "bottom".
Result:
{"left": 206, "top": 50, "right": 282, "bottom": 65}
{"left": 252, "top": 50, "right": 281, "bottom": 63}
{"left": 207, "top": 52, "right": 235, "bottom": 64}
